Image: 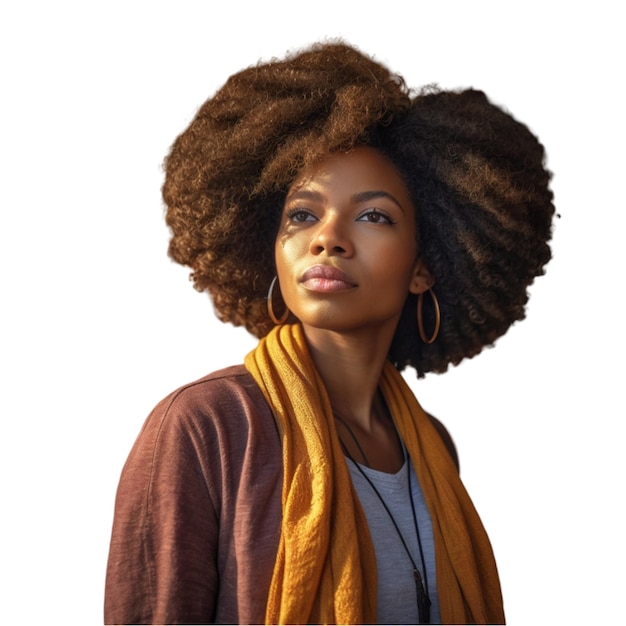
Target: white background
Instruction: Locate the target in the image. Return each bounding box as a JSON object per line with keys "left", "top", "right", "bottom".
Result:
{"left": 1, "top": 2, "right": 623, "bottom": 623}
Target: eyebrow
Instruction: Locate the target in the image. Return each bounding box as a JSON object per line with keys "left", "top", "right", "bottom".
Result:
{"left": 285, "top": 189, "right": 324, "bottom": 203}
{"left": 286, "top": 189, "right": 405, "bottom": 212}
{"left": 351, "top": 190, "right": 405, "bottom": 212}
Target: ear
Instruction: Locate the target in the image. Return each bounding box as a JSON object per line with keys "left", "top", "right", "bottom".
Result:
{"left": 408, "top": 258, "right": 434, "bottom": 295}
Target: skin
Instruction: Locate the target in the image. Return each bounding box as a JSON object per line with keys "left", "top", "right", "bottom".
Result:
{"left": 275, "top": 146, "right": 433, "bottom": 472}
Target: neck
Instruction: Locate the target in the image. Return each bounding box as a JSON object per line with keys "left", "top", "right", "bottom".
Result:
{"left": 302, "top": 324, "right": 394, "bottom": 432}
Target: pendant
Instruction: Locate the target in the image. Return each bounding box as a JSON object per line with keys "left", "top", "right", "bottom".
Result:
{"left": 413, "top": 568, "right": 431, "bottom": 624}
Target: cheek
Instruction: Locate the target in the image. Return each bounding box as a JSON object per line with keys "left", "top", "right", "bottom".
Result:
{"left": 383, "top": 243, "right": 419, "bottom": 292}
{"left": 274, "top": 236, "right": 298, "bottom": 288}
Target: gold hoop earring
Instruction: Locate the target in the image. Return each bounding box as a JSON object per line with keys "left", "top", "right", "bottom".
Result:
{"left": 267, "top": 276, "right": 289, "bottom": 325}
{"left": 417, "top": 288, "right": 441, "bottom": 344}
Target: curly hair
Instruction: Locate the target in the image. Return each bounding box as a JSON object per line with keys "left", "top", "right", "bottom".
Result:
{"left": 163, "top": 42, "right": 555, "bottom": 377}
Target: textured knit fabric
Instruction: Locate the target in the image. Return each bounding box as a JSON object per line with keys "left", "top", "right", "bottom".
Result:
{"left": 245, "top": 323, "right": 505, "bottom": 625}
{"left": 105, "top": 331, "right": 503, "bottom": 624}
{"left": 245, "top": 326, "right": 378, "bottom": 625}
{"left": 104, "top": 366, "right": 284, "bottom": 624}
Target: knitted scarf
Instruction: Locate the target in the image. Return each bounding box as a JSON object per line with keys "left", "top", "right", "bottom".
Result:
{"left": 245, "top": 323, "right": 505, "bottom": 625}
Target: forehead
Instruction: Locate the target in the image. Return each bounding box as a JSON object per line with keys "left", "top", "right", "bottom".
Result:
{"left": 288, "top": 146, "right": 412, "bottom": 202}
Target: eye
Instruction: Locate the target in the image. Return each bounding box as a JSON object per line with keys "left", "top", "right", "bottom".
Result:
{"left": 286, "top": 208, "right": 316, "bottom": 223}
{"left": 356, "top": 209, "right": 395, "bottom": 225}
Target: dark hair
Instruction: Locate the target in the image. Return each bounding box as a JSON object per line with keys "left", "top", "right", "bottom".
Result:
{"left": 163, "top": 42, "right": 555, "bottom": 377}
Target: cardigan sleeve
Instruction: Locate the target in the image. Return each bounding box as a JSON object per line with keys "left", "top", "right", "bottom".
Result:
{"left": 104, "top": 366, "right": 283, "bottom": 625}
{"left": 104, "top": 389, "right": 221, "bottom": 625}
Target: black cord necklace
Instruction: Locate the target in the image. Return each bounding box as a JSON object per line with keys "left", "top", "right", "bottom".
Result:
{"left": 335, "top": 416, "right": 432, "bottom": 624}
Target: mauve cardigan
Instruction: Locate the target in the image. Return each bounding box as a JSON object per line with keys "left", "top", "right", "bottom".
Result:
{"left": 104, "top": 365, "right": 458, "bottom": 625}
{"left": 105, "top": 366, "right": 283, "bottom": 624}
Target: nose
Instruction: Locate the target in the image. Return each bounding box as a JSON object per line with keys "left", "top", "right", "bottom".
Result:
{"left": 309, "top": 214, "right": 354, "bottom": 257}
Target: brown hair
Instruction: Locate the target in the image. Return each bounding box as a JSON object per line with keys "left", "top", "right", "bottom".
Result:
{"left": 163, "top": 42, "right": 555, "bottom": 377}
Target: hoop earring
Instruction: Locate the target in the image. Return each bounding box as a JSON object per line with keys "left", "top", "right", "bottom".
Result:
{"left": 417, "top": 288, "right": 441, "bottom": 344}
{"left": 267, "top": 276, "right": 290, "bottom": 325}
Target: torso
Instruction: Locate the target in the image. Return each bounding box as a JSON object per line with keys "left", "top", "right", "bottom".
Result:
{"left": 348, "top": 455, "right": 442, "bottom": 624}
{"left": 106, "top": 365, "right": 456, "bottom": 624}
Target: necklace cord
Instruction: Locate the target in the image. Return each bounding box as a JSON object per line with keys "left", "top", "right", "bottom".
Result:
{"left": 408, "top": 456, "right": 432, "bottom": 624}
{"left": 334, "top": 413, "right": 371, "bottom": 467}
{"left": 339, "top": 437, "right": 432, "bottom": 624}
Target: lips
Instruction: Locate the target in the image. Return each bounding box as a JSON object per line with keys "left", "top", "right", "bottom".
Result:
{"left": 300, "top": 264, "right": 357, "bottom": 292}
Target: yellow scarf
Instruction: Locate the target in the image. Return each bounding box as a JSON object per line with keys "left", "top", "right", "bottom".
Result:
{"left": 245, "top": 323, "right": 505, "bottom": 625}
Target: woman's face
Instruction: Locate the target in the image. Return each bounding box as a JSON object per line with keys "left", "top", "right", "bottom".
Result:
{"left": 275, "top": 146, "right": 431, "bottom": 336}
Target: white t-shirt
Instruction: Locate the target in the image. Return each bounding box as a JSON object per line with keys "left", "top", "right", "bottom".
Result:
{"left": 347, "top": 454, "right": 441, "bottom": 624}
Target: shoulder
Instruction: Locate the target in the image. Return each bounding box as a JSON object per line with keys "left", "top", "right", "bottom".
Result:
{"left": 148, "top": 364, "right": 273, "bottom": 433}
{"left": 426, "top": 413, "right": 460, "bottom": 473}
{"left": 158, "top": 364, "right": 264, "bottom": 410}
{"left": 106, "top": 365, "right": 281, "bottom": 624}
{"left": 119, "top": 364, "right": 281, "bottom": 510}
{"left": 128, "top": 364, "right": 279, "bottom": 473}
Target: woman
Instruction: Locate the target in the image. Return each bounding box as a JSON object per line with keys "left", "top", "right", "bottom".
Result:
{"left": 105, "top": 42, "right": 554, "bottom": 625}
